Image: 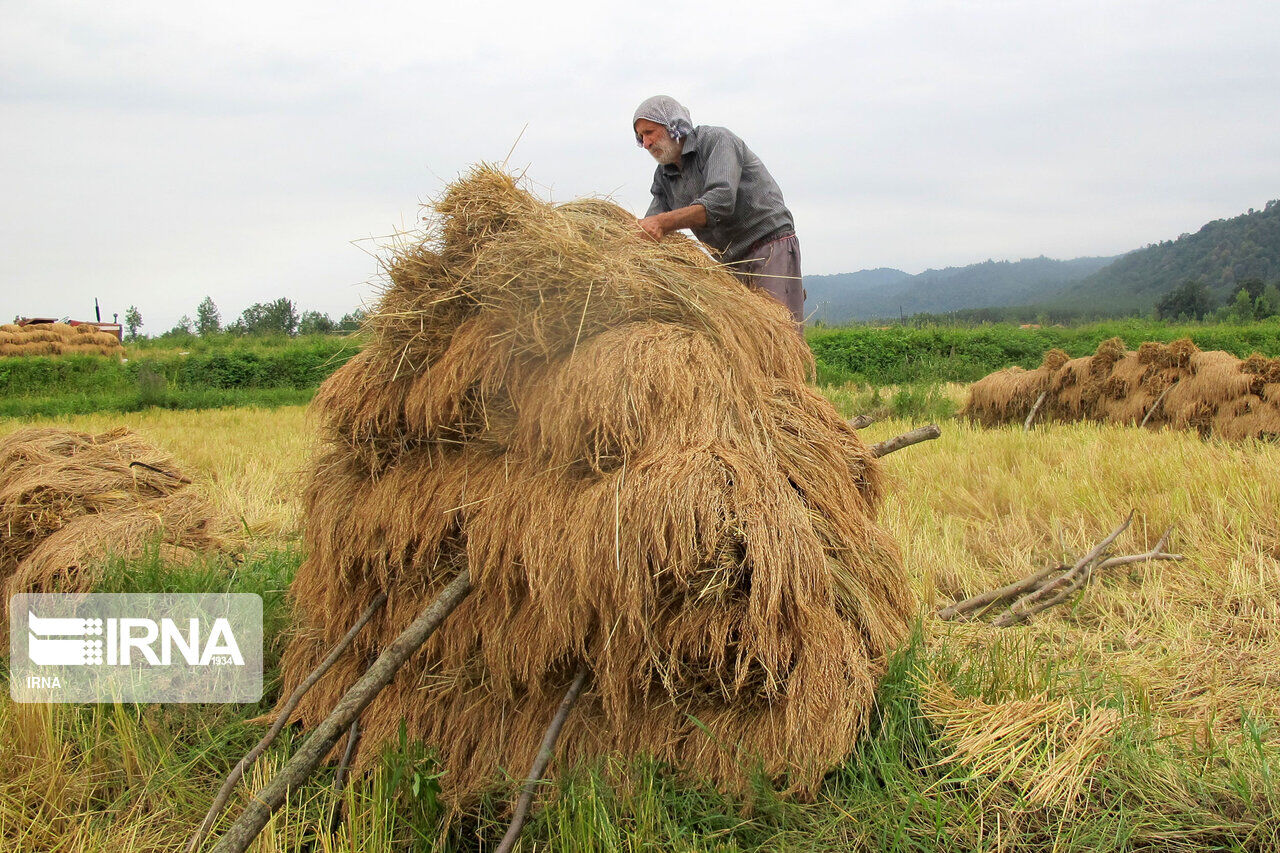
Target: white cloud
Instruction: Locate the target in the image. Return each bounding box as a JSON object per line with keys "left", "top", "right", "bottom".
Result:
{"left": 3, "top": 0, "right": 1279, "bottom": 329}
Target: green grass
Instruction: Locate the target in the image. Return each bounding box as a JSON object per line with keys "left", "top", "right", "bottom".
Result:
{"left": 0, "top": 336, "right": 357, "bottom": 398}
{"left": 0, "top": 336, "right": 344, "bottom": 418}
{"left": 6, "top": 320, "right": 1279, "bottom": 419}
{"left": 808, "top": 318, "right": 1280, "bottom": 385}
{"left": 0, "top": 387, "right": 317, "bottom": 419}
{"left": 820, "top": 381, "right": 961, "bottom": 424}
{"left": 3, "top": 548, "right": 1276, "bottom": 851}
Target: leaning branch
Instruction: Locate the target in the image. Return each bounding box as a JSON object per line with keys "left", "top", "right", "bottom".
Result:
{"left": 495, "top": 666, "right": 591, "bottom": 853}
{"left": 207, "top": 570, "right": 473, "bottom": 853}
{"left": 130, "top": 459, "right": 193, "bottom": 484}
{"left": 1023, "top": 391, "right": 1048, "bottom": 431}
{"left": 1139, "top": 384, "right": 1176, "bottom": 429}
{"left": 326, "top": 716, "right": 364, "bottom": 836}
{"left": 188, "top": 592, "right": 389, "bottom": 853}
{"left": 871, "top": 424, "right": 942, "bottom": 458}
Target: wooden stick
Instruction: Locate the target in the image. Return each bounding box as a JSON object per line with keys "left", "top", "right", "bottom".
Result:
{"left": 1094, "top": 527, "right": 1181, "bottom": 572}
{"left": 993, "top": 565, "right": 1094, "bottom": 627}
{"left": 992, "top": 514, "right": 1183, "bottom": 627}
{"left": 129, "top": 459, "right": 193, "bottom": 484}
{"left": 870, "top": 424, "right": 941, "bottom": 458}
{"left": 326, "top": 717, "right": 363, "bottom": 836}
{"left": 1139, "top": 385, "right": 1175, "bottom": 429}
{"left": 936, "top": 562, "right": 1065, "bottom": 621}
{"left": 997, "top": 533, "right": 1184, "bottom": 627}
{"left": 993, "top": 513, "right": 1133, "bottom": 626}
{"left": 1065, "top": 511, "right": 1135, "bottom": 576}
{"left": 208, "top": 570, "right": 472, "bottom": 853}
{"left": 1024, "top": 391, "right": 1048, "bottom": 431}
{"left": 188, "top": 592, "right": 388, "bottom": 853}
{"left": 494, "top": 666, "right": 590, "bottom": 853}
{"left": 937, "top": 518, "right": 1183, "bottom": 629}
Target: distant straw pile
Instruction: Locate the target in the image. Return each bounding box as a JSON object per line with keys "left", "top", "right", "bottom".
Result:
{"left": 0, "top": 427, "right": 229, "bottom": 620}
{"left": 963, "top": 338, "right": 1280, "bottom": 440}
{"left": 0, "top": 322, "right": 124, "bottom": 358}
{"left": 277, "top": 167, "right": 914, "bottom": 809}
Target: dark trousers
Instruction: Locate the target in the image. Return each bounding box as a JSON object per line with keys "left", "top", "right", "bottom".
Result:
{"left": 734, "top": 234, "right": 804, "bottom": 326}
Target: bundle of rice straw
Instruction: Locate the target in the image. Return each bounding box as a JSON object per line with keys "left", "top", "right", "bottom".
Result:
{"left": 276, "top": 167, "right": 914, "bottom": 809}
{"left": 0, "top": 323, "right": 124, "bottom": 358}
{"left": 0, "top": 427, "right": 230, "bottom": 622}
{"left": 962, "top": 338, "right": 1280, "bottom": 439}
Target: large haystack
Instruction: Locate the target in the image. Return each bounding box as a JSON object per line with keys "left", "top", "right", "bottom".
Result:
{"left": 963, "top": 338, "right": 1280, "bottom": 439}
{"left": 277, "top": 167, "right": 914, "bottom": 809}
{"left": 0, "top": 427, "right": 229, "bottom": 620}
{"left": 0, "top": 322, "right": 124, "bottom": 358}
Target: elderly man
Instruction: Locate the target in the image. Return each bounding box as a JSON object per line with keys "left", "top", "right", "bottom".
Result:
{"left": 634, "top": 95, "right": 804, "bottom": 324}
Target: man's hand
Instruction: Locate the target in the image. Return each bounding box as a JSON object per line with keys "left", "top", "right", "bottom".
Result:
{"left": 637, "top": 216, "right": 666, "bottom": 242}
{"left": 635, "top": 204, "right": 707, "bottom": 243}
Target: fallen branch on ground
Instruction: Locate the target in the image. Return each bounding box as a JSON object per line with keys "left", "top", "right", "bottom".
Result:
{"left": 871, "top": 424, "right": 942, "bottom": 458}
{"left": 936, "top": 513, "right": 1182, "bottom": 626}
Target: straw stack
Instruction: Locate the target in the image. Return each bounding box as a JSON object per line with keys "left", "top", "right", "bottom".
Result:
{"left": 275, "top": 167, "right": 915, "bottom": 809}
{"left": 0, "top": 427, "right": 229, "bottom": 622}
{"left": 0, "top": 323, "right": 124, "bottom": 358}
{"left": 963, "top": 338, "right": 1280, "bottom": 439}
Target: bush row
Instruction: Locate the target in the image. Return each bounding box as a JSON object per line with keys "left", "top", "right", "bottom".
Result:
{"left": 807, "top": 320, "right": 1280, "bottom": 384}
{"left": 0, "top": 337, "right": 358, "bottom": 397}
{"left": 5, "top": 321, "right": 1279, "bottom": 409}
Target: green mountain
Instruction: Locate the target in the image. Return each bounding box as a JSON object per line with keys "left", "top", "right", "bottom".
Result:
{"left": 807, "top": 256, "right": 1114, "bottom": 323}
{"left": 1051, "top": 199, "right": 1280, "bottom": 312}
{"left": 804, "top": 268, "right": 911, "bottom": 321}
{"left": 805, "top": 199, "right": 1280, "bottom": 323}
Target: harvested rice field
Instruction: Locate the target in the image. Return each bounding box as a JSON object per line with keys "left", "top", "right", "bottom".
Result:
{"left": 1, "top": 397, "right": 1276, "bottom": 851}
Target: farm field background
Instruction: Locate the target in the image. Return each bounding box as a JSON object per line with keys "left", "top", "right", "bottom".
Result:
{"left": 4, "top": 319, "right": 1280, "bottom": 418}
{"left": 1, "top": 382, "right": 1277, "bottom": 850}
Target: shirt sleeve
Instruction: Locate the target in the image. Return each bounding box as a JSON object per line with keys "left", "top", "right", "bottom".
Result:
{"left": 646, "top": 172, "right": 670, "bottom": 217}
{"left": 692, "top": 131, "right": 743, "bottom": 228}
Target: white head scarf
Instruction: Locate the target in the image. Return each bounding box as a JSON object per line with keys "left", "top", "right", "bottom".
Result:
{"left": 632, "top": 96, "right": 693, "bottom": 146}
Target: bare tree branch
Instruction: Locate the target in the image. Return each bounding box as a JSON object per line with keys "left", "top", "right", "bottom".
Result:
{"left": 937, "top": 562, "right": 1064, "bottom": 621}
{"left": 1139, "top": 384, "right": 1175, "bottom": 429}
{"left": 871, "top": 424, "right": 941, "bottom": 458}
{"left": 495, "top": 666, "right": 591, "bottom": 853}
{"left": 1024, "top": 391, "right": 1048, "bottom": 431}
{"left": 326, "top": 717, "right": 363, "bottom": 836}
{"left": 207, "top": 570, "right": 472, "bottom": 853}
{"left": 188, "top": 592, "right": 388, "bottom": 853}
{"left": 936, "top": 515, "right": 1184, "bottom": 628}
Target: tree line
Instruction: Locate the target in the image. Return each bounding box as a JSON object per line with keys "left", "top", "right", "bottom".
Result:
{"left": 121, "top": 298, "right": 368, "bottom": 341}
{"left": 858, "top": 275, "right": 1280, "bottom": 328}
{"left": 1153, "top": 277, "right": 1280, "bottom": 322}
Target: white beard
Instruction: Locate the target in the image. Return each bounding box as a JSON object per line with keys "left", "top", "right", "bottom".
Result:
{"left": 648, "top": 135, "right": 683, "bottom": 166}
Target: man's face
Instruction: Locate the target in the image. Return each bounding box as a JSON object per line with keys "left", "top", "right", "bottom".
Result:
{"left": 635, "top": 118, "right": 683, "bottom": 166}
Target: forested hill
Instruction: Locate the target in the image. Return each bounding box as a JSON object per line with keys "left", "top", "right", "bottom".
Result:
{"left": 1050, "top": 199, "right": 1280, "bottom": 312}
{"left": 807, "top": 256, "right": 1115, "bottom": 323}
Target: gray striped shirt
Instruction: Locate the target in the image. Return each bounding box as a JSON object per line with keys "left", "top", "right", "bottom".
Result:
{"left": 646, "top": 125, "right": 795, "bottom": 264}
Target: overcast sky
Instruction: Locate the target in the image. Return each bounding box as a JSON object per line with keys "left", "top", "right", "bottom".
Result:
{"left": 3, "top": 0, "right": 1278, "bottom": 332}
